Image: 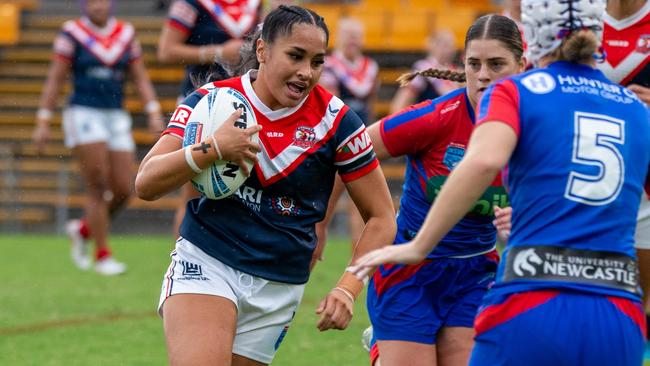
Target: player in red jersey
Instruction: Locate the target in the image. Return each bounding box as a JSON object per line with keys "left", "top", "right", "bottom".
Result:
{"left": 33, "top": 0, "right": 163, "bottom": 275}
{"left": 136, "top": 6, "right": 396, "bottom": 365}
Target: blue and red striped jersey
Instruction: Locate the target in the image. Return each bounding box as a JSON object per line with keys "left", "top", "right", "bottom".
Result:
{"left": 380, "top": 88, "right": 507, "bottom": 258}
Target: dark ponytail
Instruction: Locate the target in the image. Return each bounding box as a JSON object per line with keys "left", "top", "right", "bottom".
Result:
{"left": 230, "top": 5, "right": 329, "bottom": 76}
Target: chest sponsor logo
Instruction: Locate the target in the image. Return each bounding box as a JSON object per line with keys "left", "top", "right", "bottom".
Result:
{"left": 269, "top": 196, "right": 300, "bottom": 216}
{"left": 293, "top": 126, "right": 317, "bottom": 148}
{"left": 233, "top": 185, "right": 263, "bottom": 212}
{"left": 521, "top": 72, "right": 556, "bottom": 94}
{"left": 266, "top": 131, "right": 284, "bottom": 138}
{"left": 426, "top": 175, "right": 509, "bottom": 217}
{"left": 636, "top": 34, "right": 650, "bottom": 54}
{"left": 606, "top": 39, "right": 629, "bottom": 48}
{"left": 442, "top": 143, "right": 465, "bottom": 171}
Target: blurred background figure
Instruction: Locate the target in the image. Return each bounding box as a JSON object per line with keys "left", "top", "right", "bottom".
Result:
{"left": 389, "top": 29, "right": 459, "bottom": 114}
{"left": 32, "top": 0, "right": 163, "bottom": 275}
{"left": 319, "top": 16, "right": 379, "bottom": 248}
{"left": 157, "top": 0, "right": 262, "bottom": 235}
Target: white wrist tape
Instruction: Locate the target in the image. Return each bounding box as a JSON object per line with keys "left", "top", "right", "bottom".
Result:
{"left": 145, "top": 100, "right": 161, "bottom": 114}
{"left": 184, "top": 146, "right": 202, "bottom": 174}
{"left": 37, "top": 108, "right": 53, "bottom": 120}
{"left": 211, "top": 135, "right": 223, "bottom": 160}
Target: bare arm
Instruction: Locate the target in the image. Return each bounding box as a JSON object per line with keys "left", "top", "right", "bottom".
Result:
{"left": 628, "top": 84, "right": 650, "bottom": 105}
{"left": 33, "top": 58, "right": 70, "bottom": 152}
{"left": 135, "top": 110, "right": 261, "bottom": 200}
{"left": 355, "top": 121, "right": 517, "bottom": 267}
{"left": 128, "top": 59, "right": 164, "bottom": 133}
{"left": 316, "top": 167, "right": 396, "bottom": 331}
{"left": 157, "top": 23, "right": 243, "bottom": 64}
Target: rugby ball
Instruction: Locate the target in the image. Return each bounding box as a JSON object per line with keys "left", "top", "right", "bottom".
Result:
{"left": 182, "top": 86, "right": 259, "bottom": 199}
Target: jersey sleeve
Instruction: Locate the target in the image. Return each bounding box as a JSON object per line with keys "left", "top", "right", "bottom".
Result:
{"left": 477, "top": 79, "right": 521, "bottom": 136}
{"left": 162, "top": 85, "right": 211, "bottom": 139}
{"left": 167, "top": 0, "right": 198, "bottom": 34}
{"left": 334, "top": 109, "right": 379, "bottom": 183}
{"left": 53, "top": 31, "right": 75, "bottom": 62}
{"left": 379, "top": 99, "right": 441, "bottom": 157}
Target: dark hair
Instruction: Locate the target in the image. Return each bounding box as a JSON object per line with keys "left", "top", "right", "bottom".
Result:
{"left": 231, "top": 5, "right": 329, "bottom": 76}
{"left": 398, "top": 14, "right": 523, "bottom": 86}
{"left": 556, "top": 29, "right": 599, "bottom": 64}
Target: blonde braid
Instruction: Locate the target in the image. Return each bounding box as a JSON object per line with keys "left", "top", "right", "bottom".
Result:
{"left": 397, "top": 68, "right": 466, "bottom": 87}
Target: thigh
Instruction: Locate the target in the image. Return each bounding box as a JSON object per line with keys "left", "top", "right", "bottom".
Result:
{"left": 436, "top": 327, "right": 474, "bottom": 366}
{"left": 376, "top": 340, "right": 436, "bottom": 366}
{"left": 62, "top": 105, "right": 110, "bottom": 148}
{"left": 163, "top": 293, "right": 237, "bottom": 366}
{"left": 105, "top": 110, "right": 135, "bottom": 152}
{"left": 74, "top": 143, "right": 110, "bottom": 187}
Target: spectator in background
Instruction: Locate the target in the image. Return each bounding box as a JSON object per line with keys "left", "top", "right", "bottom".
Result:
{"left": 32, "top": 0, "right": 163, "bottom": 275}
{"left": 157, "top": 0, "right": 262, "bottom": 235}
{"left": 389, "top": 29, "right": 459, "bottom": 114}
{"left": 319, "top": 16, "right": 380, "bottom": 248}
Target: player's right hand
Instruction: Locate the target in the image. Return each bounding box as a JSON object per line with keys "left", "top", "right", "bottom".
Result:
{"left": 493, "top": 205, "right": 512, "bottom": 243}
{"left": 315, "top": 289, "right": 354, "bottom": 331}
{"left": 353, "top": 241, "right": 427, "bottom": 269}
{"left": 212, "top": 109, "right": 262, "bottom": 176}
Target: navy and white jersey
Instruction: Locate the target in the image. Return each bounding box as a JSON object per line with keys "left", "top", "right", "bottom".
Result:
{"left": 54, "top": 17, "right": 141, "bottom": 109}
{"left": 478, "top": 61, "right": 650, "bottom": 301}
{"left": 321, "top": 51, "right": 378, "bottom": 124}
{"left": 166, "top": 0, "right": 260, "bottom": 96}
{"left": 163, "top": 71, "right": 379, "bottom": 284}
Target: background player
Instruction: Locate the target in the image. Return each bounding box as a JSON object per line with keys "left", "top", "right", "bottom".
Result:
{"left": 388, "top": 29, "right": 459, "bottom": 114}
{"left": 32, "top": 0, "right": 163, "bottom": 275}
{"left": 361, "top": 14, "right": 524, "bottom": 366}
{"left": 354, "top": 1, "right": 649, "bottom": 365}
{"left": 135, "top": 5, "right": 396, "bottom": 365}
{"left": 157, "top": 0, "right": 262, "bottom": 235}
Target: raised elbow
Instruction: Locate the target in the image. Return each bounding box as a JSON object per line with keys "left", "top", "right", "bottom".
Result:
{"left": 134, "top": 175, "right": 157, "bottom": 201}
{"left": 157, "top": 46, "right": 172, "bottom": 63}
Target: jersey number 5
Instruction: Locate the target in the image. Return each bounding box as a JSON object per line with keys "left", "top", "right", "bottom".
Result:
{"left": 564, "top": 112, "right": 625, "bottom": 206}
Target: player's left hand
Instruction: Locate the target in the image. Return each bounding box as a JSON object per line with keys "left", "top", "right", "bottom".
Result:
{"left": 493, "top": 205, "right": 512, "bottom": 243}
{"left": 315, "top": 289, "right": 354, "bottom": 331}
{"left": 628, "top": 84, "right": 650, "bottom": 105}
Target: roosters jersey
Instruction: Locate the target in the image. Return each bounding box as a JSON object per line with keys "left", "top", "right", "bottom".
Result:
{"left": 600, "top": 1, "right": 650, "bottom": 87}
{"left": 167, "top": 0, "right": 260, "bottom": 96}
{"left": 478, "top": 61, "right": 650, "bottom": 300}
{"left": 379, "top": 88, "right": 507, "bottom": 258}
{"left": 321, "top": 51, "right": 378, "bottom": 124}
{"left": 54, "top": 17, "right": 141, "bottom": 109}
{"left": 163, "top": 71, "right": 379, "bottom": 283}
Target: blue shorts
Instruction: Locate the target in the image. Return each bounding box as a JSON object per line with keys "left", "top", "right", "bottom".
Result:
{"left": 367, "top": 252, "right": 498, "bottom": 344}
{"left": 470, "top": 290, "right": 647, "bottom": 366}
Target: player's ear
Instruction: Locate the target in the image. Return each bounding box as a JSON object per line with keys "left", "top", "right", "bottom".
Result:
{"left": 518, "top": 56, "right": 527, "bottom": 72}
{"left": 256, "top": 38, "right": 266, "bottom": 64}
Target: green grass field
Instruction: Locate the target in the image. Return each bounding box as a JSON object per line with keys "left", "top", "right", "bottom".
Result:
{"left": 0, "top": 234, "right": 372, "bottom": 365}
{"left": 2, "top": 234, "right": 649, "bottom": 365}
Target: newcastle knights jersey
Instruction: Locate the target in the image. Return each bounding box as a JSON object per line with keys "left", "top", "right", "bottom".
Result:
{"left": 379, "top": 88, "right": 507, "bottom": 258}
{"left": 163, "top": 71, "right": 379, "bottom": 284}
{"left": 600, "top": 1, "right": 650, "bottom": 87}
{"left": 321, "top": 51, "right": 378, "bottom": 124}
{"left": 478, "top": 61, "right": 650, "bottom": 301}
{"left": 167, "top": 0, "right": 260, "bottom": 96}
{"left": 54, "top": 17, "right": 141, "bottom": 109}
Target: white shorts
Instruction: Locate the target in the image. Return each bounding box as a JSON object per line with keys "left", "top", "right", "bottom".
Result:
{"left": 158, "top": 237, "right": 305, "bottom": 364}
{"left": 62, "top": 105, "right": 135, "bottom": 151}
{"left": 636, "top": 195, "right": 650, "bottom": 249}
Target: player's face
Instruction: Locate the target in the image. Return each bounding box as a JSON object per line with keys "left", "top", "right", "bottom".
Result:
{"left": 464, "top": 39, "right": 523, "bottom": 108}
{"left": 256, "top": 23, "right": 327, "bottom": 110}
{"left": 85, "top": 0, "right": 111, "bottom": 26}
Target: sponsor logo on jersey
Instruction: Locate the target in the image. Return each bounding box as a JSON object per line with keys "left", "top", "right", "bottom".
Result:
{"left": 266, "top": 131, "right": 284, "bottom": 138}
{"left": 293, "top": 126, "right": 317, "bottom": 148}
{"left": 270, "top": 196, "right": 300, "bottom": 216}
{"left": 606, "top": 39, "right": 630, "bottom": 48}
{"left": 170, "top": 106, "right": 192, "bottom": 126}
{"left": 557, "top": 74, "right": 637, "bottom": 104}
{"left": 440, "top": 100, "right": 461, "bottom": 114}
{"left": 337, "top": 129, "right": 372, "bottom": 157}
{"left": 513, "top": 248, "right": 542, "bottom": 276}
{"left": 328, "top": 104, "right": 341, "bottom": 116}
{"left": 636, "top": 34, "right": 650, "bottom": 54}
{"left": 178, "top": 260, "right": 209, "bottom": 280}
{"left": 521, "top": 72, "right": 556, "bottom": 94}
{"left": 442, "top": 143, "right": 465, "bottom": 170}
{"left": 426, "top": 176, "right": 509, "bottom": 216}
{"left": 233, "top": 184, "right": 263, "bottom": 212}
